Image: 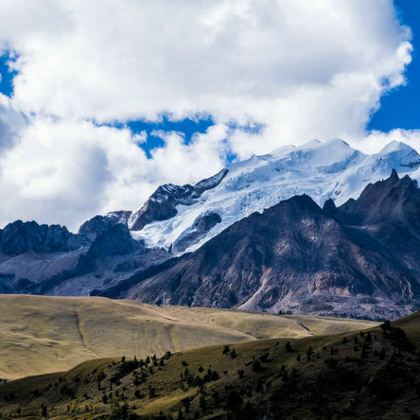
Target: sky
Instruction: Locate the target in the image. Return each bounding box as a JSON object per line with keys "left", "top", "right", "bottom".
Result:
{"left": 0, "top": 0, "right": 419, "bottom": 230}
{"left": 369, "top": 0, "right": 420, "bottom": 132}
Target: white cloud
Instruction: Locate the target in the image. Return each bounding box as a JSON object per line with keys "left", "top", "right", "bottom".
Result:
{"left": 0, "top": 116, "right": 228, "bottom": 229}
{"left": 0, "top": 0, "right": 415, "bottom": 228}
{"left": 357, "top": 129, "right": 420, "bottom": 154}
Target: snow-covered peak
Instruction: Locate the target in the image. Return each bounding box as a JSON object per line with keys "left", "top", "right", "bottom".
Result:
{"left": 379, "top": 140, "right": 413, "bottom": 154}
{"left": 375, "top": 140, "right": 420, "bottom": 170}
{"left": 131, "top": 140, "right": 420, "bottom": 254}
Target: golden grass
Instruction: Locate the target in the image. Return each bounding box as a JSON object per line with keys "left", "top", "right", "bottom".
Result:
{"left": 0, "top": 294, "right": 376, "bottom": 380}
{"left": 2, "top": 313, "right": 419, "bottom": 419}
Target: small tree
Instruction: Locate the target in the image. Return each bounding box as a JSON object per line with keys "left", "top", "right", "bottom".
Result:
{"left": 222, "top": 345, "right": 231, "bottom": 354}
{"left": 40, "top": 404, "right": 48, "bottom": 418}
{"left": 381, "top": 320, "right": 392, "bottom": 332}
{"left": 285, "top": 341, "right": 294, "bottom": 353}
{"left": 148, "top": 386, "right": 156, "bottom": 398}
{"left": 199, "top": 395, "right": 207, "bottom": 410}
{"left": 252, "top": 360, "right": 262, "bottom": 372}
{"left": 306, "top": 346, "right": 314, "bottom": 361}
{"left": 226, "top": 390, "right": 242, "bottom": 412}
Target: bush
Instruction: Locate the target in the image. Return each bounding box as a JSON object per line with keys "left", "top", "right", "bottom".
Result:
{"left": 252, "top": 360, "right": 262, "bottom": 372}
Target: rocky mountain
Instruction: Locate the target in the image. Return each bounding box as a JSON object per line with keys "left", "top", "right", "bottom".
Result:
{"left": 0, "top": 220, "right": 84, "bottom": 255}
{"left": 0, "top": 215, "right": 168, "bottom": 296}
{"left": 94, "top": 171, "right": 420, "bottom": 320}
{"left": 131, "top": 139, "right": 420, "bottom": 254}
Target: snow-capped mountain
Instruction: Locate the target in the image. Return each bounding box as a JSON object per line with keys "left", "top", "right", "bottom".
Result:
{"left": 130, "top": 139, "right": 420, "bottom": 254}
{"left": 97, "top": 171, "right": 420, "bottom": 320}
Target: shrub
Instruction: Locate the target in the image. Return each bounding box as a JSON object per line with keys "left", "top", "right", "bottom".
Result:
{"left": 252, "top": 360, "right": 262, "bottom": 372}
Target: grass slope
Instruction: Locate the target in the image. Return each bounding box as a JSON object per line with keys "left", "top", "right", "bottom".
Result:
{"left": 0, "top": 295, "right": 374, "bottom": 380}
{"left": 0, "top": 315, "right": 419, "bottom": 419}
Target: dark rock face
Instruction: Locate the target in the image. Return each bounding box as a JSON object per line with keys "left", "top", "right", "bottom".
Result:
{"left": 97, "top": 171, "right": 420, "bottom": 320}
{"left": 172, "top": 212, "right": 222, "bottom": 253}
{"left": 129, "top": 184, "right": 193, "bottom": 231}
{"left": 322, "top": 198, "right": 337, "bottom": 218}
{"left": 74, "top": 224, "right": 137, "bottom": 275}
{"left": 81, "top": 223, "right": 140, "bottom": 264}
{"left": 78, "top": 211, "right": 132, "bottom": 241}
{"left": 129, "top": 169, "right": 228, "bottom": 231}
{"left": 0, "top": 221, "right": 82, "bottom": 255}
{"left": 338, "top": 169, "right": 420, "bottom": 226}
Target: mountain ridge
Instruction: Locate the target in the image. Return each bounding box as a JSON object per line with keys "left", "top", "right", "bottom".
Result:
{"left": 1, "top": 140, "right": 420, "bottom": 320}
{"left": 93, "top": 171, "right": 420, "bottom": 320}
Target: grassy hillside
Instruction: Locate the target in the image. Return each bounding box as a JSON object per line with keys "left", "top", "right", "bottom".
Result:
{"left": 0, "top": 314, "right": 419, "bottom": 419}
{"left": 0, "top": 295, "right": 375, "bottom": 380}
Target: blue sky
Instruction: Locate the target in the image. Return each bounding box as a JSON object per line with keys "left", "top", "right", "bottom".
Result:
{"left": 368, "top": 0, "right": 420, "bottom": 131}
{"left": 0, "top": 51, "right": 16, "bottom": 97}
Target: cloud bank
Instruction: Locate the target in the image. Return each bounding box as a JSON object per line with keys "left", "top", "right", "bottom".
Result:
{"left": 0, "top": 0, "right": 415, "bottom": 229}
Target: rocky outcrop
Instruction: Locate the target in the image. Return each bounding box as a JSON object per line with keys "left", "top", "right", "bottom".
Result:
{"left": 128, "top": 169, "right": 228, "bottom": 231}
{"left": 78, "top": 223, "right": 141, "bottom": 270}
{"left": 0, "top": 221, "right": 83, "bottom": 255}
{"left": 172, "top": 212, "right": 222, "bottom": 253}
{"left": 78, "top": 211, "right": 132, "bottom": 241}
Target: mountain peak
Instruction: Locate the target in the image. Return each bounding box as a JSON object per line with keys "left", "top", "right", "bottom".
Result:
{"left": 338, "top": 170, "right": 420, "bottom": 225}
{"left": 379, "top": 140, "right": 417, "bottom": 155}
{"left": 390, "top": 168, "right": 399, "bottom": 181}
{"left": 323, "top": 198, "right": 337, "bottom": 217}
